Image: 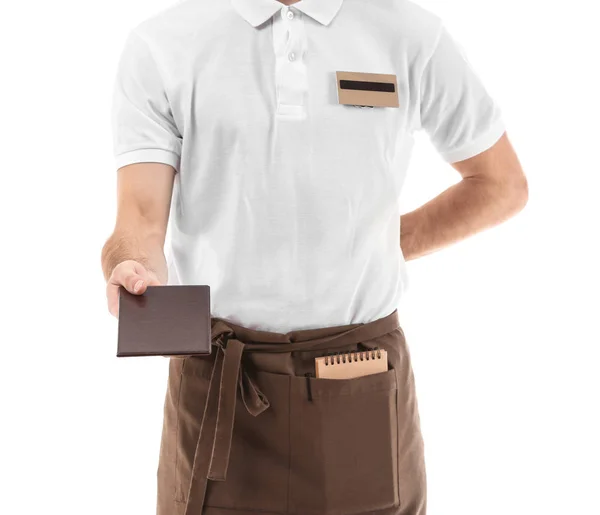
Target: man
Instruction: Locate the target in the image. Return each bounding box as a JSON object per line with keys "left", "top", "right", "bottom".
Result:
{"left": 101, "top": 0, "right": 528, "bottom": 513}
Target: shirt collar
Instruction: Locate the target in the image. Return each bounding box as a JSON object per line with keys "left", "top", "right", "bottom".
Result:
{"left": 231, "top": 0, "right": 344, "bottom": 28}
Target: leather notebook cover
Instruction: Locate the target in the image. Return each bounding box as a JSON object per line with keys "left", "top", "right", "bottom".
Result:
{"left": 117, "top": 285, "right": 211, "bottom": 357}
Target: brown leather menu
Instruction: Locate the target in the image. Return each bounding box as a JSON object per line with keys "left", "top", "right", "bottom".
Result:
{"left": 117, "top": 285, "right": 211, "bottom": 357}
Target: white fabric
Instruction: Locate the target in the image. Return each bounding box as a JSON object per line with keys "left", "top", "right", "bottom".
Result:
{"left": 111, "top": 0, "right": 506, "bottom": 332}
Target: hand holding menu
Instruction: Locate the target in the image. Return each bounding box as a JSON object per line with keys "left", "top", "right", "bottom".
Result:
{"left": 116, "top": 285, "right": 212, "bottom": 357}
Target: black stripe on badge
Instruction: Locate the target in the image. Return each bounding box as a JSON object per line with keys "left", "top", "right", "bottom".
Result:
{"left": 339, "top": 80, "right": 395, "bottom": 93}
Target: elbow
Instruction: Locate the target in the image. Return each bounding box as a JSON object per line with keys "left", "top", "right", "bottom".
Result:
{"left": 501, "top": 170, "right": 529, "bottom": 219}
{"left": 514, "top": 173, "right": 529, "bottom": 212}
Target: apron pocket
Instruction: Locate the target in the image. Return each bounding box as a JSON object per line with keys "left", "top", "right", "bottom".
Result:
{"left": 204, "top": 368, "right": 291, "bottom": 513}
{"left": 289, "top": 367, "right": 399, "bottom": 515}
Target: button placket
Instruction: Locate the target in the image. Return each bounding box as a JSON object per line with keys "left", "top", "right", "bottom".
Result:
{"left": 280, "top": 7, "right": 299, "bottom": 61}
{"left": 273, "top": 6, "right": 307, "bottom": 118}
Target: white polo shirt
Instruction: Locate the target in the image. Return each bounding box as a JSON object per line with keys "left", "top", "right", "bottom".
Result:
{"left": 111, "top": 0, "right": 506, "bottom": 332}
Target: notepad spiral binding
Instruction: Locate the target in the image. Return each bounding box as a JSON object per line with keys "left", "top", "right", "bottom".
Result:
{"left": 322, "top": 347, "right": 383, "bottom": 366}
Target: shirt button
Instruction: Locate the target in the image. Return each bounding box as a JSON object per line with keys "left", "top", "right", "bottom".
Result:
{"left": 288, "top": 52, "right": 296, "bottom": 61}
{"left": 286, "top": 10, "right": 294, "bottom": 19}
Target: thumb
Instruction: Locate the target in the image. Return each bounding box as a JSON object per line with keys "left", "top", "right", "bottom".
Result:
{"left": 107, "top": 260, "right": 162, "bottom": 318}
{"left": 128, "top": 262, "right": 162, "bottom": 294}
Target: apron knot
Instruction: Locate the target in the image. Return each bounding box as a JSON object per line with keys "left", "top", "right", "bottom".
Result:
{"left": 239, "top": 365, "right": 271, "bottom": 416}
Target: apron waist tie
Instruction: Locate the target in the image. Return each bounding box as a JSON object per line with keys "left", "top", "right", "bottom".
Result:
{"left": 182, "top": 331, "right": 270, "bottom": 515}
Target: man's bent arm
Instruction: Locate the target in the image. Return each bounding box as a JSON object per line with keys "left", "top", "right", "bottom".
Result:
{"left": 400, "top": 133, "right": 528, "bottom": 261}
{"left": 101, "top": 162, "right": 175, "bottom": 284}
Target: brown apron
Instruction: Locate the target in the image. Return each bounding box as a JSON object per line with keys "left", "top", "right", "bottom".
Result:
{"left": 156, "top": 308, "right": 427, "bottom": 515}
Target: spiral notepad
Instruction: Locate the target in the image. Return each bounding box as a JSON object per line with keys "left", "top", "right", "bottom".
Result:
{"left": 315, "top": 348, "right": 388, "bottom": 379}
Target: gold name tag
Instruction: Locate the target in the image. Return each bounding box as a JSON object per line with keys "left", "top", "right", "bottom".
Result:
{"left": 336, "top": 71, "right": 399, "bottom": 108}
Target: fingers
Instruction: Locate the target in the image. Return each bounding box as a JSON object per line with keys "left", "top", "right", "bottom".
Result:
{"left": 106, "top": 282, "right": 121, "bottom": 318}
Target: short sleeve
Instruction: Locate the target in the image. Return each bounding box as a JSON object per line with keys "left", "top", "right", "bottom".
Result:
{"left": 419, "top": 23, "right": 506, "bottom": 163}
{"left": 111, "top": 29, "right": 182, "bottom": 172}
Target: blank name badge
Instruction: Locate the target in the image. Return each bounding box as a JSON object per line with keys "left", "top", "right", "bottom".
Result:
{"left": 336, "top": 71, "right": 399, "bottom": 108}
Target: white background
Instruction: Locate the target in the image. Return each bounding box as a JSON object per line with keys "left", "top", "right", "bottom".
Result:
{"left": 1, "top": 0, "right": 599, "bottom": 514}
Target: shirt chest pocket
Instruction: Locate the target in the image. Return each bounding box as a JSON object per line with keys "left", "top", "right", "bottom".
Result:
{"left": 306, "top": 101, "right": 406, "bottom": 190}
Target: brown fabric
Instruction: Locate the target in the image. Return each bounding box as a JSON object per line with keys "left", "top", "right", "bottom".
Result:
{"left": 156, "top": 308, "right": 427, "bottom": 515}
